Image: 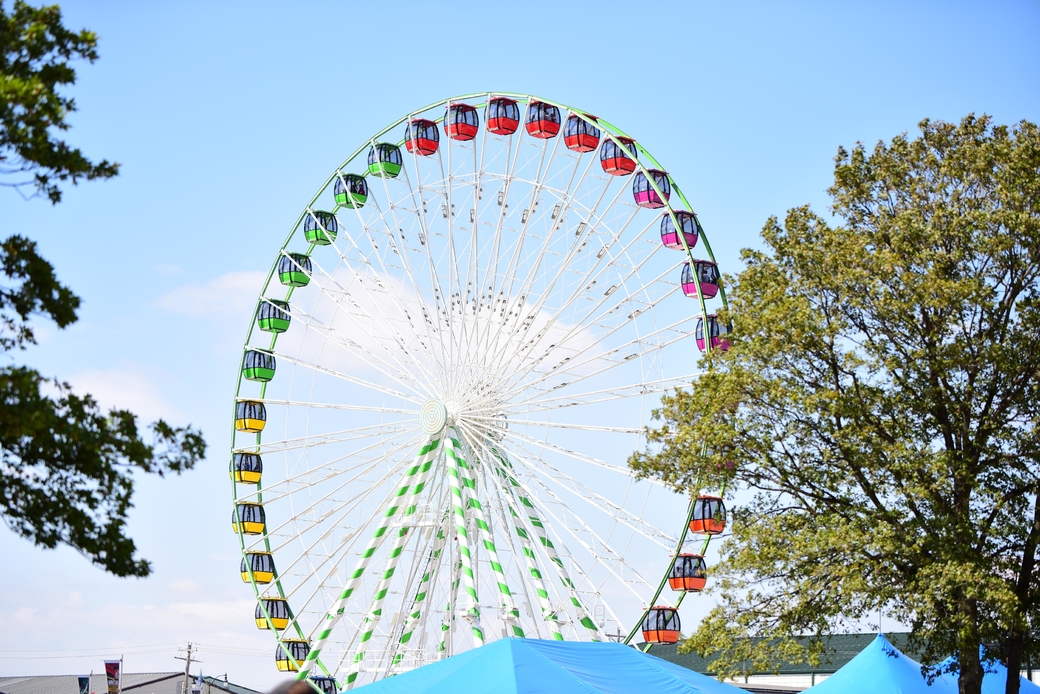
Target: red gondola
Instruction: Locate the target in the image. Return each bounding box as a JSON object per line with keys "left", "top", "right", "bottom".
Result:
{"left": 642, "top": 606, "right": 680, "bottom": 644}
{"left": 660, "top": 210, "right": 699, "bottom": 250}
{"left": 695, "top": 314, "right": 731, "bottom": 353}
{"left": 405, "top": 118, "right": 439, "bottom": 156}
{"left": 669, "top": 554, "right": 707, "bottom": 592}
{"left": 681, "top": 261, "right": 720, "bottom": 299}
{"left": 689, "top": 494, "right": 726, "bottom": 534}
{"left": 526, "top": 100, "right": 561, "bottom": 139}
{"left": 633, "top": 169, "right": 671, "bottom": 209}
{"left": 600, "top": 137, "right": 637, "bottom": 176}
{"left": 564, "top": 114, "right": 600, "bottom": 153}
{"left": 445, "top": 102, "right": 479, "bottom": 141}
{"left": 487, "top": 97, "right": 520, "bottom": 135}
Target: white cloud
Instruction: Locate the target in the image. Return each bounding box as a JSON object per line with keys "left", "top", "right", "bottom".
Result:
{"left": 156, "top": 271, "right": 267, "bottom": 320}
{"left": 69, "top": 365, "right": 179, "bottom": 422}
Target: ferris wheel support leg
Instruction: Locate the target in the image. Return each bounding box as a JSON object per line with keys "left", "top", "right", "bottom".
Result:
{"left": 344, "top": 446, "right": 439, "bottom": 688}
{"left": 490, "top": 448, "right": 601, "bottom": 641}
{"left": 443, "top": 430, "right": 486, "bottom": 647}
{"left": 452, "top": 435, "right": 525, "bottom": 638}
{"left": 294, "top": 435, "right": 443, "bottom": 682}
{"left": 390, "top": 521, "right": 450, "bottom": 671}
{"left": 483, "top": 445, "right": 562, "bottom": 640}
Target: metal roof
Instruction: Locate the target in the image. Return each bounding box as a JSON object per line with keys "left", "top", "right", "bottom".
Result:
{"left": 638, "top": 632, "right": 924, "bottom": 675}
{"left": 0, "top": 674, "right": 260, "bottom": 694}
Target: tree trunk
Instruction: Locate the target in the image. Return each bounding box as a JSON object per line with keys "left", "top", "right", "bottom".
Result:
{"left": 1005, "top": 492, "right": 1040, "bottom": 694}
{"left": 960, "top": 597, "right": 984, "bottom": 694}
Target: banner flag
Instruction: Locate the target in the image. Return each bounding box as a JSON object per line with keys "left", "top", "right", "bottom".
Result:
{"left": 104, "top": 661, "right": 121, "bottom": 694}
{"left": 78, "top": 676, "right": 90, "bottom": 694}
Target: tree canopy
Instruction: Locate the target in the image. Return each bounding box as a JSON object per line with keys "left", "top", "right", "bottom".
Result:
{"left": 630, "top": 115, "right": 1040, "bottom": 694}
{"left": 0, "top": 2, "right": 205, "bottom": 577}
{"left": 1, "top": 0, "right": 118, "bottom": 202}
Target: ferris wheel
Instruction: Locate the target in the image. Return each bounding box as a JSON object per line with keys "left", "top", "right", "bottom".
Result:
{"left": 229, "top": 92, "right": 731, "bottom": 690}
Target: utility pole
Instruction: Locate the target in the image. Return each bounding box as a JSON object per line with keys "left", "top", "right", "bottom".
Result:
{"left": 175, "top": 644, "right": 202, "bottom": 694}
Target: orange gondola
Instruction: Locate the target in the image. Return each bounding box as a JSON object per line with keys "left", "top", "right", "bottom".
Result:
{"left": 689, "top": 494, "right": 726, "bottom": 534}
{"left": 669, "top": 553, "right": 707, "bottom": 592}
{"left": 642, "top": 606, "right": 680, "bottom": 644}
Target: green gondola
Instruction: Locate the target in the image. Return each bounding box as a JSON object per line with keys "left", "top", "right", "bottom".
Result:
{"left": 367, "top": 143, "right": 403, "bottom": 178}
{"left": 334, "top": 173, "right": 368, "bottom": 208}
{"left": 304, "top": 211, "right": 338, "bottom": 246}
{"left": 278, "top": 253, "right": 312, "bottom": 287}
{"left": 243, "top": 349, "right": 276, "bottom": 382}
{"left": 257, "top": 299, "right": 290, "bottom": 333}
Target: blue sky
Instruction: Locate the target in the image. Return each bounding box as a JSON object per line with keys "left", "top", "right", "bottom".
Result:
{"left": 1, "top": 0, "right": 1038, "bottom": 690}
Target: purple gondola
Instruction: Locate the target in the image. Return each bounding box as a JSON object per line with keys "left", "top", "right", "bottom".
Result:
{"left": 633, "top": 169, "right": 671, "bottom": 209}
{"left": 660, "top": 211, "right": 699, "bottom": 250}
{"left": 681, "top": 261, "right": 720, "bottom": 299}
{"left": 695, "top": 314, "right": 731, "bottom": 352}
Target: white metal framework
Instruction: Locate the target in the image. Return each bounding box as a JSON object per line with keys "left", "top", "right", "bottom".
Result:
{"left": 232, "top": 93, "right": 723, "bottom": 689}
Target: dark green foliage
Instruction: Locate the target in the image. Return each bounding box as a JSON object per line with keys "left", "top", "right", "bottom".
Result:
{"left": 630, "top": 116, "right": 1040, "bottom": 694}
{"left": 1, "top": 0, "right": 118, "bottom": 203}
{"left": 0, "top": 368, "right": 205, "bottom": 576}
{"left": 0, "top": 2, "right": 205, "bottom": 577}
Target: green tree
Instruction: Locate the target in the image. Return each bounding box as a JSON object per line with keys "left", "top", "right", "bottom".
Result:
{"left": 0, "top": 1, "right": 205, "bottom": 577}
{"left": 630, "top": 115, "right": 1040, "bottom": 694}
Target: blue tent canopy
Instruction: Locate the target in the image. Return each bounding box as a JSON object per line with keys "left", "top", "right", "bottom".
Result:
{"left": 805, "top": 634, "right": 956, "bottom": 694}
{"left": 352, "top": 638, "right": 750, "bottom": 694}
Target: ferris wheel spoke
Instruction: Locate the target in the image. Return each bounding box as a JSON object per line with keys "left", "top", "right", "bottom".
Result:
{"left": 457, "top": 425, "right": 605, "bottom": 639}
{"left": 467, "top": 130, "right": 588, "bottom": 378}
{"left": 479, "top": 141, "right": 635, "bottom": 373}
{"left": 251, "top": 421, "right": 411, "bottom": 455}
{"left": 494, "top": 437, "right": 654, "bottom": 607}
{"left": 506, "top": 373, "right": 701, "bottom": 412}
{"left": 495, "top": 220, "right": 669, "bottom": 389}
{"left": 258, "top": 398, "right": 416, "bottom": 416}
{"left": 482, "top": 162, "right": 632, "bottom": 375}
{"left": 271, "top": 441, "right": 434, "bottom": 642}
{"left": 494, "top": 425, "right": 643, "bottom": 481}
{"left": 256, "top": 447, "right": 418, "bottom": 554}
{"left": 244, "top": 428, "right": 419, "bottom": 505}
{"left": 449, "top": 428, "right": 525, "bottom": 636}
{"left": 477, "top": 128, "right": 568, "bottom": 371}
{"left": 295, "top": 435, "right": 444, "bottom": 681}
{"left": 489, "top": 435, "right": 676, "bottom": 551}
{"left": 289, "top": 303, "right": 430, "bottom": 400}
{"left": 343, "top": 439, "right": 442, "bottom": 687}
{"left": 271, "top": 351, "right": 423, "bottom": 405}
{"left": 467, "top": 414, "right": 641, "bottom": 435}
{"left": 365, "top": 160, "right": 452, "bottom": 389}
{"left": 304, "top": 253, "right": 443, "bottom": 395}
{"left": 458, "top": 432, "right": 571, "bottom": 640}
{"left": 496, "top": 310, "right": 697, "bottom": 404}
{"left": 397, "top": 155, "right": 460, "bottom": 388}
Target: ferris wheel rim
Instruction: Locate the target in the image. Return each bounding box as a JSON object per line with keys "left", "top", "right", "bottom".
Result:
{"left": 231, "top": 92, "right": 730, "bottom": 685}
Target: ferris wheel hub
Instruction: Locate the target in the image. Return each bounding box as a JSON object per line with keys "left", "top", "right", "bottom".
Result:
{"left": 419, "top": 398, "right": 448, "bottom": 434}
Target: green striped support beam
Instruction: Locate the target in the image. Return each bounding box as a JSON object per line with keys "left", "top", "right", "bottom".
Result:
{"left": 294, "top": 436, "right": 442, "bottom": 681}
{"left": 438, "top": 558, "right": 463, "bottom": 655}
{"left": 390, "top": 522, "right": 449, "bottom": 670}
{"left": 344, "top": 445, "right": 439, "bottom": 687}
{"left": 443, "top": 432, "right": 485, "bottom": 647}
{"left": 492, "top": 448, "right": 601, "bottom": 640}
{"left": 486, "top": 446, "right": 562, "bottom": 640}
{"left": 452, "top": 436, "right": 525, "bottom": 638}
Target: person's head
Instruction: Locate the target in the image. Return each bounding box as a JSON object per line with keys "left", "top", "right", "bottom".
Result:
{"left": 267, "top": 680, "right": 313, "bottom": 694}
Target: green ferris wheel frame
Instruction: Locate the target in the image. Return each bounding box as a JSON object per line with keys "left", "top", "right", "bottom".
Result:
{"left": 230, "top": 91, "right": 731, "bottom": 685}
